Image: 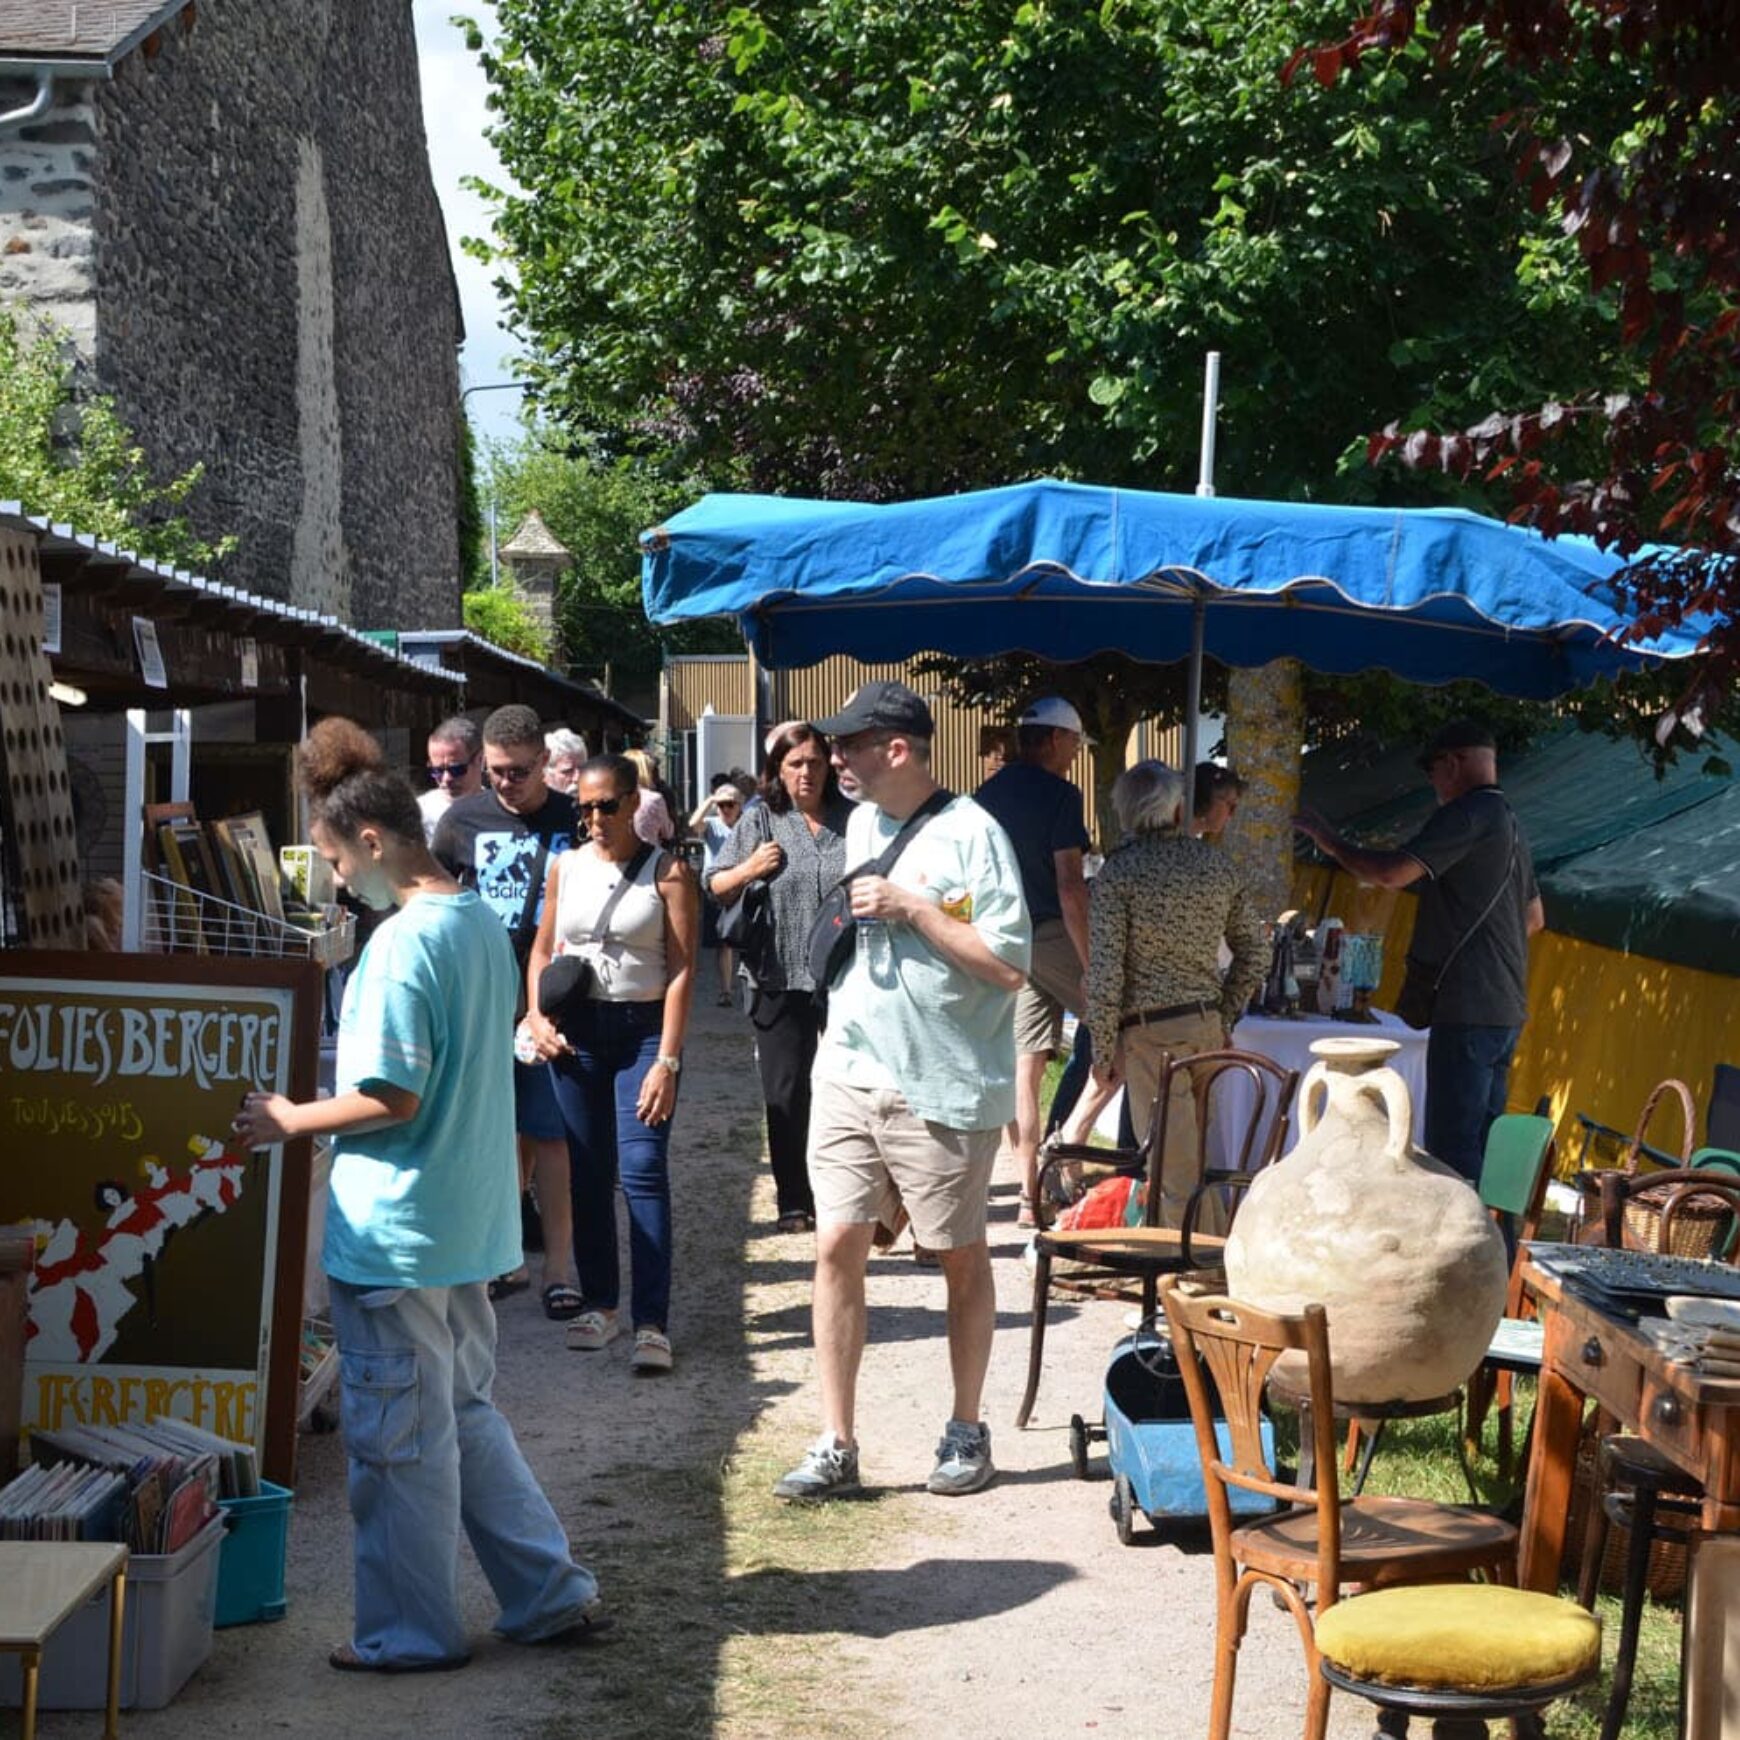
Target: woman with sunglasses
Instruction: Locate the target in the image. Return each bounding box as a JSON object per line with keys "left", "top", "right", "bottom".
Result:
{"left": 707, "top": 722, "right": 852, "bottom": 1233}
{"left": 525, "top": 755, "right": 699, "bottom": 1372}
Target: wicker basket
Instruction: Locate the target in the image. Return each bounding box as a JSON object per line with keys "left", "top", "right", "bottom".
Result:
{"left": 1617, "top": 1079, "right": 1716, "bottom": 1255}
{"left": 1563, "top": 1423, "right": 1688, "bottom": 1601}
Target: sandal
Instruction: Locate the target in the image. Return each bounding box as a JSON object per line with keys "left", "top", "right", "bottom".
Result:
{"left": 631, "top": 1328, "right": 673, "bottom": 1373}
{"left": 488, "top": 1269, "right": 531, "bottom": 1302}
{"left": 774, "top": 1210, "right": 816, "bottom": 1235}
{"left": 542, "top": 1282, "right": 585, "bottom": 1322}
{"left": 1016, "top": 1194, "right": 1037, "bottom": 1230}
{"left": 566, "top": 1309, "right": 621, "bottom": 1351}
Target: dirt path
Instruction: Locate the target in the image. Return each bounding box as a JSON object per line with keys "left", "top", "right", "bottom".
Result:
{"left": 50, "top": 998, "right": 1367, "bottom": 1739}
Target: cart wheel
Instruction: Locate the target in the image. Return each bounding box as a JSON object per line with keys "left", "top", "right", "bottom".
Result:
{"left": 1068, "top": 1414, "right": 1090, "bottom": 1480}
{"left": 1111, "top": 1472, "right": 1137, "bottom": 1545}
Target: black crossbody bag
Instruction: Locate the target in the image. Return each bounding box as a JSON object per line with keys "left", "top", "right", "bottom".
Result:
{"left": 804, "top": 789, "right": 953, "bottom": 1015}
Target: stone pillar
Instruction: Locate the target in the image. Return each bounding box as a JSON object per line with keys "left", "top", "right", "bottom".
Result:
{"left": 499, "top": 509, "right": 571, "bottom": 667}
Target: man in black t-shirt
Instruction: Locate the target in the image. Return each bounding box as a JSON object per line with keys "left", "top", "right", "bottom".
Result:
{"left": 432, "top": 704, "right": 580, "bottom": 1310}
{"left": 1294, "top": 719, "right": 1544, "bottom": 1185}
{"left": 975, "top": 696, "right": 1092, "bottom": 1225}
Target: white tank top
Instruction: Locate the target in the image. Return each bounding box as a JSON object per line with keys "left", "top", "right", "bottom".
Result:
{"left": 553, "top": 845, "right": 667, "bottom": 1002}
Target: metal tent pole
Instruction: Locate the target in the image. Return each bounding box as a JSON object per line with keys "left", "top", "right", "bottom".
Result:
{"left": 1183, "top": 352, "right": 1221, "bottom": 784}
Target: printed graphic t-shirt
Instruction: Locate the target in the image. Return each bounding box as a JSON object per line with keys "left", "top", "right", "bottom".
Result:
{"left": 814, "top": 794, "right": 1030, "bottom": 1130}
{"left": 324, "top": 891, "right": 522, "bottom": 1288}
{"left": 430, "top": 787, "right": 578, "bottom": 968}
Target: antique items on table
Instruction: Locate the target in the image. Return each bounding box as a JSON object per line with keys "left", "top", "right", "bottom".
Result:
{"left": 1252, "top": 912, "right": 1383, "bottom": 1021}
{"left": 1226, "top": 1037, "right": 1508, "bottom": 1406}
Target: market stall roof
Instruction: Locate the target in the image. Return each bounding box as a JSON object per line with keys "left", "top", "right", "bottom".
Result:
{"left": 391, "top": 630, "right": 647, "bottom": 740}
{"left": 642, "top": 479, "right": 1705, "bottom": 699}
{"left": 4, "top": 503, "right": 460, "bottom": 713}
{"left": 1302, "top": 727, "right": 1739, "bottom": 974}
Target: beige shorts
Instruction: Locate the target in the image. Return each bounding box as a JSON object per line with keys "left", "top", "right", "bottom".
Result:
{"left": 808, "top": 1077, "right": 1000, "bottom": 1249}
{"left": 1014, "top": 919, "right": 1085, "bottom": 1055}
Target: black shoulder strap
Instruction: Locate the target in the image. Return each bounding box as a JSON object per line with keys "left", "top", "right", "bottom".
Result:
{"left": 513, "top": 833, "right": 553, "bottom": 956}
{"left": 861, "top": 787, "right": 954, "bottom": 880}
{"left": 1429, "top": 795, "right": 1519, "bottom": 991}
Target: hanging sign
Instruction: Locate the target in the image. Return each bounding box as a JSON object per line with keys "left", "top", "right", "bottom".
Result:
{"left": 132, "top": 618, "right": 167, "bottom": 689}
{"left": 240, "top": 637, "right": 259, "bottom": 691}
{"left": 41, "top": 583, "right": 61, "bottom": 656}
{"left": 0, "top": 954, "right": 321, "bottom": 1484}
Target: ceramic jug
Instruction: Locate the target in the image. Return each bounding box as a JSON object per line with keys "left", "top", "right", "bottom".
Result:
{"left": 1223, "top": 1036, "right": 1508, "bottom": 1406}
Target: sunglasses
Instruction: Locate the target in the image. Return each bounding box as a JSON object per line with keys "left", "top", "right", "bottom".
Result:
{"left": 488, "top": 762, "right": 538, "bottom": 785}
{"left": 427, "top": 762, "right": 475, "bottom": 783}
{"left": 577, "top": 796, "right": 625, "bottom": 819}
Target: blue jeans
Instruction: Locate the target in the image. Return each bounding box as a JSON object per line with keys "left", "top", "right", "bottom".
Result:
{"left": 328, "top": 1279, "right": 597, "bottom": 1666}
{"left": 1424, "top": 1022, "right": 1522, "bottom": 1187}
{"left": 551, "top": 999, "right": 674, "bottom": 1331}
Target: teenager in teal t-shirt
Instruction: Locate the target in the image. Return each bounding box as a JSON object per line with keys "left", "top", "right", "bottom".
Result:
{"left": 232, "top": 718, "right": 604, "bottom": 1671}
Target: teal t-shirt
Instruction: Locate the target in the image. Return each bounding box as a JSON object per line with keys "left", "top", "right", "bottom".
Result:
{"left": 815, "top": 794, "right": 1030, "bottom": 1130}
{"left": 323, "top": 890, "right": 522, "bottom": 1288}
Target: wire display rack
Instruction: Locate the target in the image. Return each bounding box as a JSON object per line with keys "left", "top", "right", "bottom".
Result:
{"left": 142, "top": 871, "right": 355, "bottom": 964}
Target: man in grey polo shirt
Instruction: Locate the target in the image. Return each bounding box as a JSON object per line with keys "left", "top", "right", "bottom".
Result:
{"left": 774, "top": 681, "right": 1030, "bottom": 1502}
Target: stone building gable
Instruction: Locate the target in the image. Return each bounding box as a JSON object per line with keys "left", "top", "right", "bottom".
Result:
{"left": 0, "top": 0, "right": 463, "bottom": 630}
{"left": 0, "top": 2, "right": 185, "bottom": 59}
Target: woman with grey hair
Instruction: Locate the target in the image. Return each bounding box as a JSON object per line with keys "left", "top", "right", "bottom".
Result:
{"left": 1083, "top": 759, "right": 1266, "bottom": 1228}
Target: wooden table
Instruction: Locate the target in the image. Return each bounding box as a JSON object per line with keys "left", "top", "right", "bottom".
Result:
{"left": 0, "top": 1543, "right": 127, "bottom": 1740}
{"left": 1517, "top": 1258, "right": 1740, "bottom": 1592}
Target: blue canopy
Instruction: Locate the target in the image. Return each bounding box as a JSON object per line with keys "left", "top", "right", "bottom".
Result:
{"left": 641, "top": 478, "right": 1701, "bottom": 697}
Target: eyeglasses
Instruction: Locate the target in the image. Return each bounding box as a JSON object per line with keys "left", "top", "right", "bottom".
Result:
{"left": 717, "top": 800, "right": 741, "bottom": 810}
{"left": 487, "top": 762, "right": 538, "bottom": 786}
{"left": 576, "top": 796, "right": 625, "bottom": 818}
{"left": 427, "top": 762, "right": 474, "bottom": 783}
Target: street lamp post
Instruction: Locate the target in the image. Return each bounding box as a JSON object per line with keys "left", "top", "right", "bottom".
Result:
{"left": 461, "top": 380, "right": 531, "bottom": 587}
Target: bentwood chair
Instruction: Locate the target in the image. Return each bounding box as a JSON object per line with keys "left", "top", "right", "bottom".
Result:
{"left": 1161, "top": 1280, "right": 1577, "bottom": 1740}
{"left": 1013, "top": 1047, "right": 1296, "bottom": 1430}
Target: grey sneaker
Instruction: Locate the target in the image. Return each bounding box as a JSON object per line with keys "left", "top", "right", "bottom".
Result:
{"left": 927, "top": 1420, "right": 994, "bottom": 1495}
{"left": 773, "top": 1434, "right": 861, "bottom": 1501}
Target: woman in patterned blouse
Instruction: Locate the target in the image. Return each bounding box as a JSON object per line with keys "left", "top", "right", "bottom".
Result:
{"left": 1086, "top": 760, "right": 1266, "bottom": 1229}
{"left": 708, "top": 722, "right": 853, "bottom": 1232}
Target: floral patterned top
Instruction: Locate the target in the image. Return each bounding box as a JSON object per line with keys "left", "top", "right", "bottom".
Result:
{"left": 1086, "top": 829, "right": 1266, "bottom": 1065}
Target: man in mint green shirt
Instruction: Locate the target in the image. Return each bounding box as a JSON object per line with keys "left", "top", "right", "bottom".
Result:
{"left": 774, "top": 682, "right": 1029, "bottom": 1505}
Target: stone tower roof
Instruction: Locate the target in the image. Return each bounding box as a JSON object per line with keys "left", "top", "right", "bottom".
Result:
{"left": 0, "top": 1, "right": 186, "bottom": 62}
{"left": 500, "top": 509, "right": 571, "bottom": 562}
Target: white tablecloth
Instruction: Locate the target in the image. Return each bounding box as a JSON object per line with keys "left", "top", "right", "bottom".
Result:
{"left": 1207, "top": 1009, "right": 1429, "bottom": 1175}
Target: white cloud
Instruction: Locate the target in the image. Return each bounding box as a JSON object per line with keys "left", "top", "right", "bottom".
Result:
{"left": 412, "top": 1, "right": 528, "bottom": 445}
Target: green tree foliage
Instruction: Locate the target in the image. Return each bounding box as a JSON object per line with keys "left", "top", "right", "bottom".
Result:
{"left": 483, "top": 436, "right": 739, "bottom": 690}
{"left": 0, "top": 311, "right": 234, "bottom": 570}
{"left": 461, "top": 580, "right": 551, "bottom": 661}
{"left": 469, "top": 0, "right": 1625, "bottom": 503}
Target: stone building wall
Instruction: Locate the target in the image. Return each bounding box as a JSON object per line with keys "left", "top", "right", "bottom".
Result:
{"left": 0, "top": 0, "right": 463, "bottom": 629}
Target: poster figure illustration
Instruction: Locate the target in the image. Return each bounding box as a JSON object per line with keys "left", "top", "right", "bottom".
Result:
{"left": 27, "top": 1135, "right": 250, "bottom": 1363}
{"left": 1, "top": 966, "right": 308, "bottom": 1461}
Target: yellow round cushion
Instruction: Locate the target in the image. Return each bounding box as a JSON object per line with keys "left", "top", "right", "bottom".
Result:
{"left": 1315, "top": 1585, "right": 1601, "bottom": 1692}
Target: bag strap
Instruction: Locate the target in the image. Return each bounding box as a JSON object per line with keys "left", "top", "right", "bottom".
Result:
{"left": 855, "top": 787, "right": 954, "bottom": 883}
{"left": 512, "top": 835, "right": 553, "bottom": 959}
{"left": 583, "top": 842, "right": 656, "bottom": 940}
{"left": 1427, "top": 795, "right": 1518, "bottom": 993}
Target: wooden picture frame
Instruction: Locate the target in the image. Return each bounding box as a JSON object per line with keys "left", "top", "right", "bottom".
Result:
{"left": 153, "top": 821, "right": 209, "bottom": 954}
{"left": 0, "top": 952, "right": 323, "bottom": 1486}
{"left": 224, "top": 811, "right": 285, "bottom": 923}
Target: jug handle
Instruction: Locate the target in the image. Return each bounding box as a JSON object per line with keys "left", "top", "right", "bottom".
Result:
{"left": 1297, "top": 1062, "right": 1331, "bottom": 1138}
{"left": 1363, "top": 1069, "right": 1413, "bottom": 1161}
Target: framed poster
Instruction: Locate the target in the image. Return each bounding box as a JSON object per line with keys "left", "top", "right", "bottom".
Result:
{"left": 0, "top": 953, "right": 322, "bottom": 1485}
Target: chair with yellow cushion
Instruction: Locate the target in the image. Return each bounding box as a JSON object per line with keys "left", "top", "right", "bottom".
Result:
{"left": 1316, "top": 1584, "right": 1601, "bottom": 1738}
{"left": 1161, "top": 1280, "right": 1523, "bottom": 1740}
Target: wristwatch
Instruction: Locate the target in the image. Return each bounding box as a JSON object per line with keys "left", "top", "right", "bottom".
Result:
{"left": 655, "top": 1054, "right": 682, "bottom": 1076}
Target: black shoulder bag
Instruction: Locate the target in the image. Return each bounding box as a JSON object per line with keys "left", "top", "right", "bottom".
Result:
{"left": 715, "top": 806, "right": 781, "bottom": 989}
{"left": 1395, "top": 800, "right": 1519, "bottom": 1030}
{"left": 804, "top": 789, "right": 954, "bottom": 1013}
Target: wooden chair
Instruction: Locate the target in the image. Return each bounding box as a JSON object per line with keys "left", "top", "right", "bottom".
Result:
{"left": 1013, "top": 1046, "right": 1297, "bottom": 1430}
{"left": 1161, "top": 1280, "right": 1519, "bottom": 1740}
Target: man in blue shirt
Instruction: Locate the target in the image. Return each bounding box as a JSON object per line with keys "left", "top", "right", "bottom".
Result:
{"left": 974, "top": 696, "right": 1092, "bottom": 1227}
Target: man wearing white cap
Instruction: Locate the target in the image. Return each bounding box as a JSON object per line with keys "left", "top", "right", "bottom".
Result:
{"left": 974, "top": 696, "right": 1092, "bottom": 1226}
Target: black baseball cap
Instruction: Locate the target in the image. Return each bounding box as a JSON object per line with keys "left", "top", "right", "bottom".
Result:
{"left": 1417, "top": 718, "right": 1497, "bottom": 770}
{"left": 814, "top": 679, "right": 934, "bottom": 740}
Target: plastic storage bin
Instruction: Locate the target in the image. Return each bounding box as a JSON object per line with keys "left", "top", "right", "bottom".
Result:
{"left": 215, "top": 1480, "right": 292, "bottom": 1627}
{"left": 0, "top": 1514, "right": 224, "bottom": 1710}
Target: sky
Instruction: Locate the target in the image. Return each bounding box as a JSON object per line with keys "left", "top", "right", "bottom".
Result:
{"left": 410, "top": 2, "right": 527, "bottom": 452}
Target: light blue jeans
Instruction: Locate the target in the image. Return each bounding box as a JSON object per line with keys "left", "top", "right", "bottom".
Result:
{"left": 328, "top": 1278, "right": 598, "bottom": 1666}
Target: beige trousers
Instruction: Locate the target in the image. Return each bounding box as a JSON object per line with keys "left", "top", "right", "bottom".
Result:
{"left": 1117, "top": 1008, "right": 1225, "bottom": 1233}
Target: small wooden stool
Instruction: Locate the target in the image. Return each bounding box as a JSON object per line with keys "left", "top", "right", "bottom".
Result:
{"left": 1315, "top": 1583, "right": 1600, "bottom": 1738}
{"left": 0, "top": 1543, "right": 128, "bottom": 1740}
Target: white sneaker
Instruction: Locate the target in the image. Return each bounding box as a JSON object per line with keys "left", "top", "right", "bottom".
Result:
{"left": 773, "top": 1434, "right": 862, "bottom": 1501}
{"left": 927, "top": 1420, "right": 994, "bottom": 1496}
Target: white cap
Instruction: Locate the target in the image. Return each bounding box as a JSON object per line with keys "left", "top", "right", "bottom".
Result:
{"left": 1017, "top": 696, "right": 1091, "bottom": 740}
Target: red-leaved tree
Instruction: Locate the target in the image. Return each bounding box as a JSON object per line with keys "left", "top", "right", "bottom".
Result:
{"left": 1291, "top": 1, "right": 1738, "bottom": 730}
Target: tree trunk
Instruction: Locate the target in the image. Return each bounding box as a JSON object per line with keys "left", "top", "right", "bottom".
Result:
{"left": 1224, "top": 659, "right": 1304, "bottom": 920}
